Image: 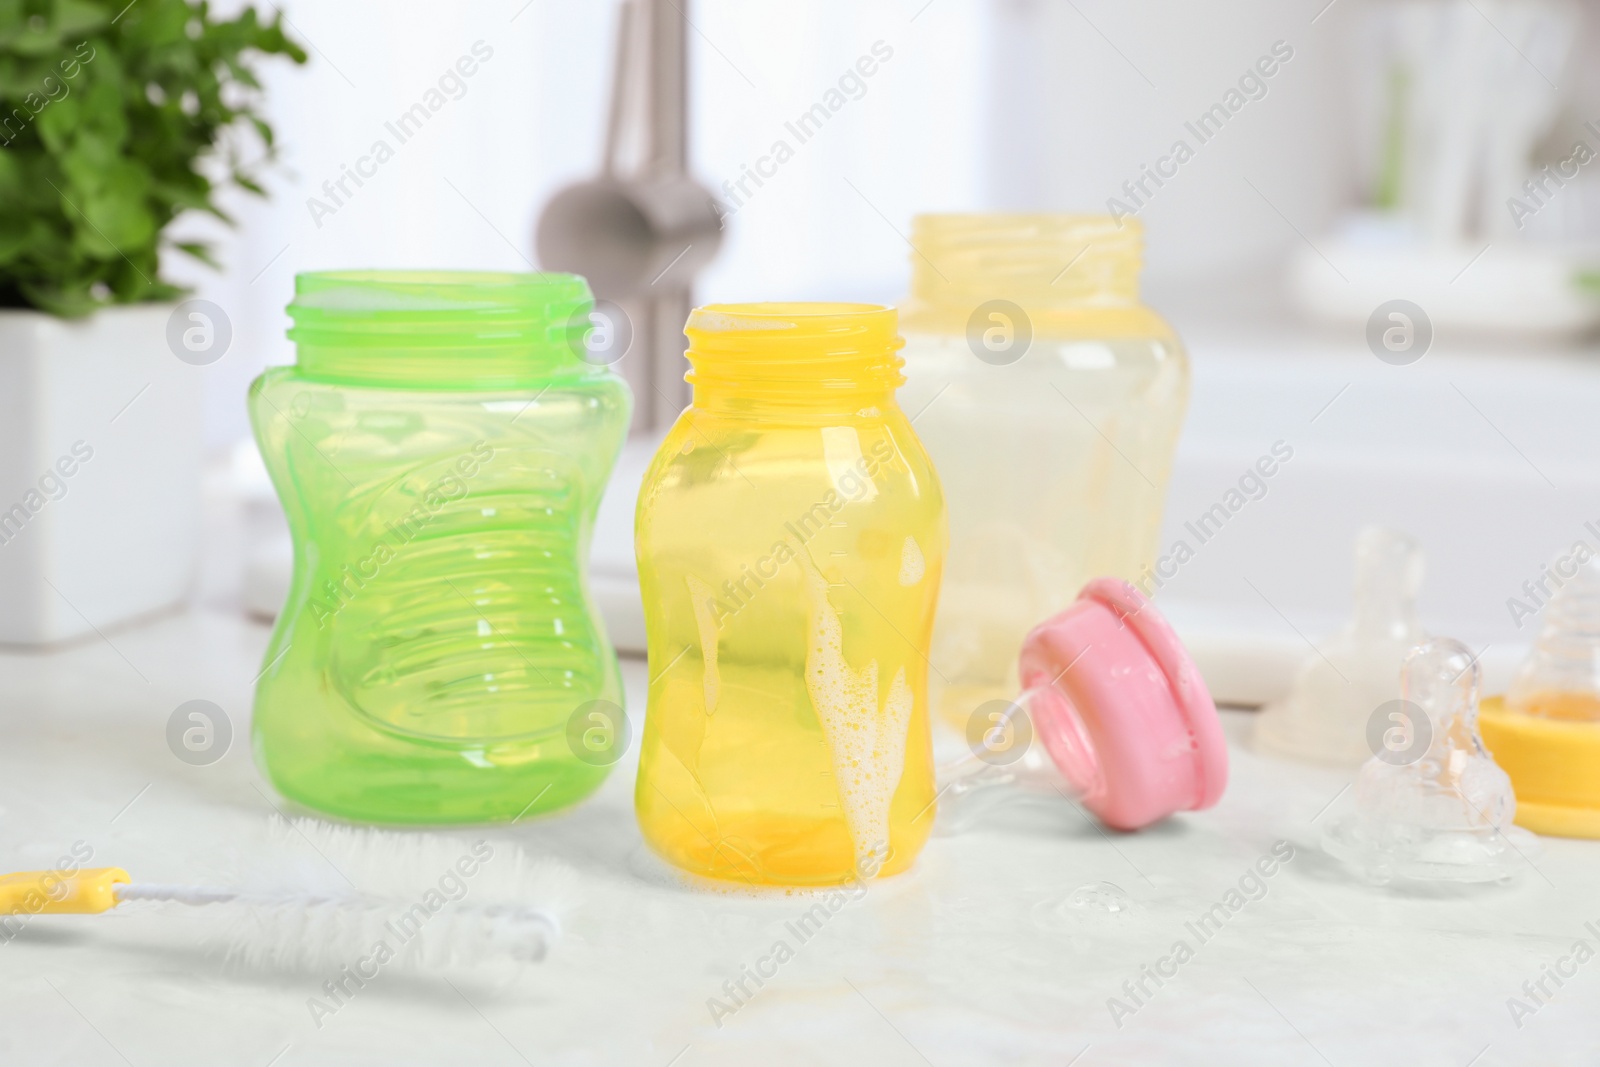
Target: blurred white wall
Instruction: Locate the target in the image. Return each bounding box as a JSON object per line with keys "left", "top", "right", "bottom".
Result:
{"left": 986, "top": 0, "right": 1353, "bottom": 280}
{"left": 173, "top": 0, "right": 1352, "bottom": 450}
{"left": 169, "top": 0, "right": 612, "bottom": 448}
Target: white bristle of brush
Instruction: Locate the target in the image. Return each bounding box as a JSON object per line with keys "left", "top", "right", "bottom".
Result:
{"left": 118, "top": 818, "right": 574, "bottom": 973}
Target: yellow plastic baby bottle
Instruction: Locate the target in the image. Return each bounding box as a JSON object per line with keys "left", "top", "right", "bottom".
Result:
{"left": 897, "top": 215, "right": 1189, "bottom": 728}
{"left": 634, "top": 304, "right": 945, "bottom": 886}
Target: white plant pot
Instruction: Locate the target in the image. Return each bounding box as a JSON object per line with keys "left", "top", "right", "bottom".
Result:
{"left": 0, "top": 304, "right": 202, "bottom": 645}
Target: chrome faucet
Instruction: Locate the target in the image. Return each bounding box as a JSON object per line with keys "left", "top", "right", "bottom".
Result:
{"left": 536, "top": 0, "right": 724, "bottom": 434}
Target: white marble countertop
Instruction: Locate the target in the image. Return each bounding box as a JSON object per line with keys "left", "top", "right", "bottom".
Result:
{"left": 2, "top": 608, "right": 1596, "bottom": 1066}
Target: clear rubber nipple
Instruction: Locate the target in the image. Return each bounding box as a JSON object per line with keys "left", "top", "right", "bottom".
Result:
{"left": 935, "top": 686, "right": 1089, "bottom": 835}
{"left": 1322, "top": 638, "right": 1533, "bottom": 885}
{"left": 1507, "top": 554, "right": 1600, "bottom": 722}
{"left": 1255, "top": 526, "right": 1426, "bottom": 765}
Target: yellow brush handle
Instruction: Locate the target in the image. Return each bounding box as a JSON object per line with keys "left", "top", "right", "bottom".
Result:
{"left": 0, "top": 868, "right": 129, "bottom": 915}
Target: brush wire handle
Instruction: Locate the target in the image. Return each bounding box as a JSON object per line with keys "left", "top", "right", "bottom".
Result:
{"left": 0, "top": 868, "right": 128, "bottom": 915}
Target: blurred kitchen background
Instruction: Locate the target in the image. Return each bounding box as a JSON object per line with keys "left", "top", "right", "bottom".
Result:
{"left": 176, "top": 0, "right": 1600, "bottom": 704}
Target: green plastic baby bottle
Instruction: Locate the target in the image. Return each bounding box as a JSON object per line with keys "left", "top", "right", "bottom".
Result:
{"left": 249, "top": 271, "right": 631, "bottom": 824}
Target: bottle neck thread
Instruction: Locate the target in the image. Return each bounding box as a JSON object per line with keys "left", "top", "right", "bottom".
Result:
{"left": 286, "top": 270, "right": 600, "bottom": 389}
{"left": 685, "top": 303, "right": 905, "bottom": 411}
{"left": 902, "top": 214, "right": 1149, "bottom": 336}
{"left": 1509, "top": 558, "right": 1600, "bottom": 716}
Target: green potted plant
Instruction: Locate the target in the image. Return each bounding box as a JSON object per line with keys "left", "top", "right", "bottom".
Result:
{"left": 0, "top": 0, "right": 302, "bottom": 644}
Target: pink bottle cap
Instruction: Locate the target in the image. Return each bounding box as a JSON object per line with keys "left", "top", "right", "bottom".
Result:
{"left": 1017, "top": 578, "right": 1228, "bottom": 831}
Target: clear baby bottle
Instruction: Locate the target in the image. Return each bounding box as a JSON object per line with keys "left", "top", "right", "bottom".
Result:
{"left": 249, "top": 271, "right": 631, "bottom": 824}
{"left": 634, "top": 304, "right": 945, "bottom": 886}
{"left": 897, "top": 215, "right": 1189, "bottom": 728}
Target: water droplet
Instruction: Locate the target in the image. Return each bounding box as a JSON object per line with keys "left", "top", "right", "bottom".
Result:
{"left": 1065, "top": 880, "right": 1132, "bottom": 915}
{"left": 1032, "top": 880, "right": 1140, "bottom": 937}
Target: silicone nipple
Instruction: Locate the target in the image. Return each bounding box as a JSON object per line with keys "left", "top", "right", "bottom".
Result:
{"left": 1322, "top": 638, "right": 1532, "bottom": 885}
{"left": 1507, "top": 555, "right": 1600, "bottom": 722}
{"left": 1255, "top": 526, "right": 1426, "bottom": 765}
{"left": 937, "top": 579, "right": 1227, "bottom": 833}
{"left": 937, "top": 689, "right": 1078, "bottom": 835}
